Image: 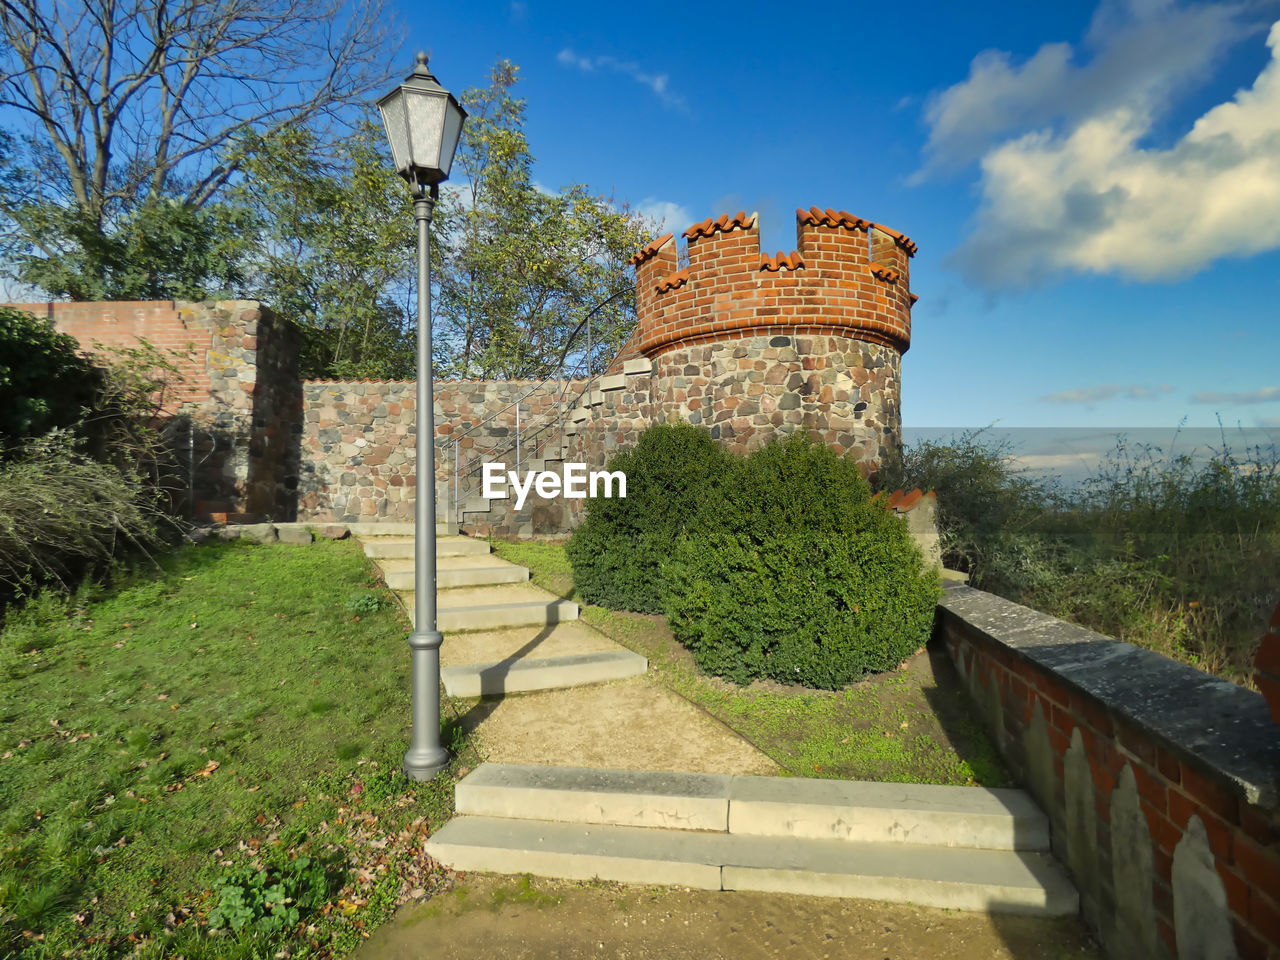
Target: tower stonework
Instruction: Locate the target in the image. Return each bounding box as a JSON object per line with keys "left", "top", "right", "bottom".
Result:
{"left": 626, "top": 206, "right": 917, "bottom": 474}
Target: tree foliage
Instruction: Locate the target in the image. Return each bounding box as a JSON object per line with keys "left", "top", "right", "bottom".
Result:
{"left": 0, "top": 0, "right": 397, "bottom": 298}
{"left": 434, "top": 61, "right": 652, "bottom": 380}
{"left": 231, "top": 122, "right": 416, "bottom": 379}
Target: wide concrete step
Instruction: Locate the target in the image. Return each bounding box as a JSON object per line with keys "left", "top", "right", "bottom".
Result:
{"left": 442, "top": 649, "right": 648, "bottom": 697}
{"left": 379, "top": 555, "right": 529, "bottom": 589}
{"left": 348, "top": 522, "right": 454, "bottom": 538}
{"left": 728, "top": 775, "right": 1049, "bottom": 851}
{"left": 456, "top": 764, "right": 730, "bottom": 830}
{"left": 403, "top": 584, "right": 578, "bottom": 631}
{"left": 360, "top": 535, "right": 491, "bottom": 559}
{"left": 425, "top": 817, "right": 1078, "bottom": 916}
{"left": 451, "top": 764, "right": 1048, "bottom": 851}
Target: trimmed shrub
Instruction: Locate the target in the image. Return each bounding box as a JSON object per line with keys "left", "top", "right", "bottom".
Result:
{"left": 566, "top": 422, "right": 731, "bottom": 612}
{"left": 662, "top": 434, "right": 940, "bottom": 688}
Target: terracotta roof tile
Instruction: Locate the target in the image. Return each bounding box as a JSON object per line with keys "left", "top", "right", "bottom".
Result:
{"left": 628, "top": 232, "right": 674, "bottom": 267}
{"left": 683, "top": 211, "right": 755, "bottom": 241}
{"left": 869, "top": 262, "right": 901, "bottom": 284}
{"left": 796, "top": 206, "right": 870, "bottom": 230}
{"left": 881, "top": 489, "right": 936, "bottom": 513}
{"left": 760, "top": 251, "right": 805, "bottom": 272}
{"left": 655, "top": 268, "right": 689, "bottom": 293}
{"left": 871, "top": 223, "right": 919, "bottom": 257}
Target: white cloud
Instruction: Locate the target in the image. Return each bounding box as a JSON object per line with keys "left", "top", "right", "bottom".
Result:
{"left": 635, "top": 198, "right": 693, "bottom": 233}
{"left": 1192, "top": 385, "right": 1280, "bottom": 403}
{"left": 556, "top": 48, "right": 685, "bottom": 110}
{"left": 916, "top": 0, "right": 1253, "bottom": 177}
{"left": 1010, "top": 452, "right": 1104, "bottom": 471}
{"left": 1041, "top": 383, "right": 1173, "bottom": 404}
{"left": 949, "top": 17, "right": 1280, "bottom": 287}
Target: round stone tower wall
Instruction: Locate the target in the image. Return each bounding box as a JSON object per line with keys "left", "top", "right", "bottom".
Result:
{"left": 626, "top": 207, "right": 917, "bottom": 473}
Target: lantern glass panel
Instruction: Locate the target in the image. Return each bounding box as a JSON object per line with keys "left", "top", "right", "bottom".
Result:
{"left": 439, "top": 99, "right": 464, "bottom": 179}
{"left": 378, "top": 92, "right": 411, "bottom": 174}
{"left": 406, "top": 91, "right": 446, "bottom": 173}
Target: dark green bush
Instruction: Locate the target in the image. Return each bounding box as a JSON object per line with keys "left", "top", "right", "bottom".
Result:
{"left": 662, "top": 434, "right": 941, "bottom": 689}
{"left": 566, "top": 422, "right": 731, "bottom": 612}
{"left": 0, "top": 307, "right": 99, "bottom": 455}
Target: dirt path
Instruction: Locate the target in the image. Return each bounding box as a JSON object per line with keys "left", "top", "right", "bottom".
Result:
{"left": 355, "top": 873, "right": 1099, "bottom": 960}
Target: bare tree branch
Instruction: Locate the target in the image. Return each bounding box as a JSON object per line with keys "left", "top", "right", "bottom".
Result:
{"left": 0, "top": 0, "right": 400, "bottom": 229}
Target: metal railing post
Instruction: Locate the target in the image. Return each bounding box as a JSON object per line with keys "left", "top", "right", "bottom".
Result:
{"left": 516, "top": 404, "right": 522, "bottom": 468}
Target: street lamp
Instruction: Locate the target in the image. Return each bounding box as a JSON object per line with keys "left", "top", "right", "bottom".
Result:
{"left": 378, "top": 52, "right": 467, "bottom": 781}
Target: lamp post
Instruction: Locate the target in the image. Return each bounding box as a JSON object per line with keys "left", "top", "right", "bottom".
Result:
{"left": 378, "top": 52, "right": 467, "bottom": 781}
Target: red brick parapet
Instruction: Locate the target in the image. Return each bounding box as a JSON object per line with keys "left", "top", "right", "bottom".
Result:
{"left": 938, "top": 586, "right": 1280, "bottom": 959}
{"left": 631, "top": 207, "right": 917, "bottom": 360}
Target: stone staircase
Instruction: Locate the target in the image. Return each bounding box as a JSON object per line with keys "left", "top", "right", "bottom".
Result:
{"left": 426, "top": 763, "right": 1079, "bottom": 916}
{"left": 354, "top": 523, "right": 1080, "bottom": 919}
{"left": 355, "top": 524, "right": 647, "bottom": 696}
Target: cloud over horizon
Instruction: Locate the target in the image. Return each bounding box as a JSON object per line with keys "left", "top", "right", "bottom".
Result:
{"left": 1041, "top": 383, "right": 1174, "bottom": 404}
{"left": 1191, "top": 385, "right": 1280, "bottom": 403}
{"left": 921, "top": 2, "right": 1280, "bottom": 288}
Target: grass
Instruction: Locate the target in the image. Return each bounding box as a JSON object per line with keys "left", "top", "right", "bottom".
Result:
{"left": 0, "top": 538, "right": 478, "bottom": 959}
{"left": 492, "top": 539, "right": 1008, "bottom": 787}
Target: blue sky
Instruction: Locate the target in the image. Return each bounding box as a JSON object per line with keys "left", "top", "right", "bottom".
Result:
{"left": 400, "top": 0, "right": 1280, "bottom": 442}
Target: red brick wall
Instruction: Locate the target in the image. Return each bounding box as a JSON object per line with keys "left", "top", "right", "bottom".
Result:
{"left": 6, "top": 300, "right": 215, "bottom": 410}
{"left": 939, "top": 587, "right": 1280, "bottom": 960}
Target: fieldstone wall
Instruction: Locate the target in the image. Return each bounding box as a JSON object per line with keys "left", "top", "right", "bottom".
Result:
{"left": 937, "top": 585, "right": 1280, "bottom": 960}
{"left": 297, "top": 378, "right": 587, "bottom": 524}
{"left": 650, "top": 333, "right": 900, "bottom": 468}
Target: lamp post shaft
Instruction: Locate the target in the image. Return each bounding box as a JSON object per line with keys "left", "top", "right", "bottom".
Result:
{"left": 404, "top": 185, "right": 449, "bottom": 781}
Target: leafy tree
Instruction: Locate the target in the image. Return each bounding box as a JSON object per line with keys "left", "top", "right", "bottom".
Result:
{"left": 434, "top": 60, "right": 652, "bottom": 380}
{"left": 230, "top": 121, "right": 416, "bottom": 379}
{"left": 0, "top": 0, "right": 396, "bottom": 299}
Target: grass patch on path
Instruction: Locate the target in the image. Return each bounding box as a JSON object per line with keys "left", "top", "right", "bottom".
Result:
{"left": 494, "top": 538, "right": 1007, "bottom": 787}
{"left": 1, "top": 539, "right": 477, "bottom": 959}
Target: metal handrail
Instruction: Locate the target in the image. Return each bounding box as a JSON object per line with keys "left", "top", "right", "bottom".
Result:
{"left": 445, "top": 321, "right": 639, "bottom": 525}
{"left": 445, "top": 288, "right": 630, "bottom": 445}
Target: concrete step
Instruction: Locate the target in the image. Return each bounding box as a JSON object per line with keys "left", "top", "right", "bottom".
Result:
{"left": 728, "top": 775, "right": 1050, "bottom": 851}
{"left": 359, "top": 536, "right": 491, "bottom": 559}
{"left": 402, "top": 584, "right": 578, "bottom": 631}
{"left": 439, "top": 622, "right": 621, "bottom": 669}
{"left": 442, "top": 649, "right": 648, "bottom": 697}
{"left": 456, "top": 764, "right": 730, "bottom": 830}
{"left": 425, "top": 817, "right": 1078, "bottom": 916}
{"left": 450, "top": 764, "right": 1048, "bottom": 851}
{"left": 378, "top": 555, "right": 530, "bottom": 589}
{"left": 347, "top": 522, "right": 454, "bottom": 538}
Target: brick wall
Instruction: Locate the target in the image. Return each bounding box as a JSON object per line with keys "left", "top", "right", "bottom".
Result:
{"left": 9, "top": 300, "right": 215, "bottom": 410}
{"left": 5, "top": 300, "right": 301, "bottom": 522}
{"left": 938, "top": 586, "right": 1280, "bottom": 960}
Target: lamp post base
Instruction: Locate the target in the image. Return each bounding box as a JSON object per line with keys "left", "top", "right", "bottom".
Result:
{"left": 403, "top": 746, "right": 450, "bottom": 781}
{"left": 404, "top": 627, "right": 450, "bottom": 781}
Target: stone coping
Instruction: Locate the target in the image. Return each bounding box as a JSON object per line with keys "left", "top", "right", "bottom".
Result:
{"left": 938, "top": 583, "right": 1280, "bottom": 810}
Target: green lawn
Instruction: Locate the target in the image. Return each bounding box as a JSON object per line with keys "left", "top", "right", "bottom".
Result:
{"left": 0, "top": 539, "right": 476, "bottom": 959}
{"left": 494, "top": 538, "right": 1008, "bottom": 787}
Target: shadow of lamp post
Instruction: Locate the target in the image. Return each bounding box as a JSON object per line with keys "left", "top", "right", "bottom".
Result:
{"left": 377, "top": 52, "right": 468, "bottom": 780}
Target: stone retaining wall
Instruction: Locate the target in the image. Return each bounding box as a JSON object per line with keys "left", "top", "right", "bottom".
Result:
{"left": 937, "top": 585, "right": 1280, "bottom": 960}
